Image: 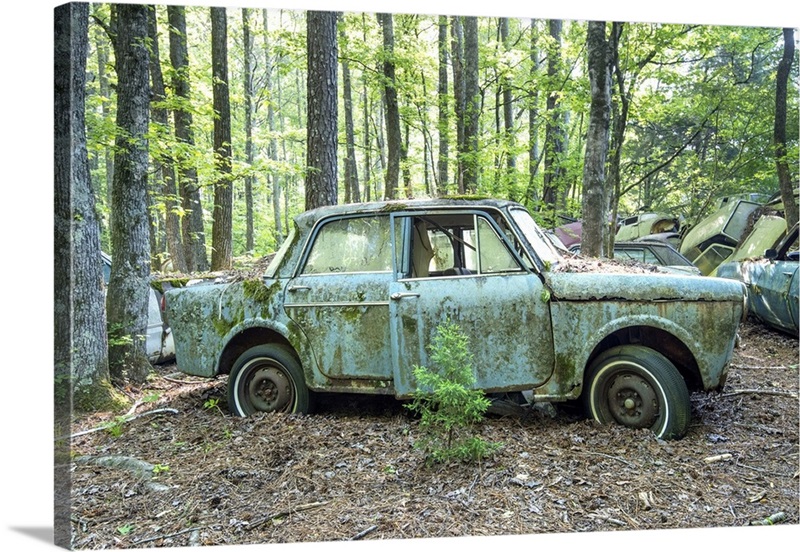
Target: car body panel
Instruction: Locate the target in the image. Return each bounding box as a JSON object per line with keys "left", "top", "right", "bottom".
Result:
{"left": 165, "top": 198, "right": 745, "bottom": 404}
{"left": 570, "top": 241, "right": 701, "bottom": 275}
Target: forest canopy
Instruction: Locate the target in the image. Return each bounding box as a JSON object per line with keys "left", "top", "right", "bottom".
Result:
{"left": 83, "top": 1, "right": 799, "bottom": 268}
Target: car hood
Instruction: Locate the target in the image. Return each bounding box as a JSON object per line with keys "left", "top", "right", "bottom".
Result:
{"left": 544, "top": 271, "right": 745, "bottom": 302}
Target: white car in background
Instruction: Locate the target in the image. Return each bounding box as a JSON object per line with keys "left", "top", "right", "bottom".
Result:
{"left": 101, "top": 252, "right": 175, "bottom": 364}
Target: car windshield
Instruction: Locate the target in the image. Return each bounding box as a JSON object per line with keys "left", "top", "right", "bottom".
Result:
{"left": 509, "top": 207, "right": 562, "bottom": 266}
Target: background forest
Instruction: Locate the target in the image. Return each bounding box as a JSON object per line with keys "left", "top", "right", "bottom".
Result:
{"left": 84, "top": 2, "right": 799, "bottom": 267}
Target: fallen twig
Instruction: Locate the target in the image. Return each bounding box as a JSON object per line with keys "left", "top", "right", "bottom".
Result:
{"left": 69, "top": 408, "right": 179, "bottom": 439}
{"left": 721, "top": 389, "right": 798, "bottom": 399}
{"left": 349, "top": 525, "right": 378, "bottom": 540}
{"left": 134, "top": 526, "right": 206, "bottom": 545}
{"left": 704, "top": 453, "right": 733, "bottom": 464}
{"left": 246, "top": 500, "right": 331, "bottom": 531}
{"left": 73, "top": 455, "right": 170, "bottom": 492}
{"left": 576, "top": 449, "right": 636, "bottom": 468}
{"left": 162, "top": 373, "right": 211, "bottom": 385}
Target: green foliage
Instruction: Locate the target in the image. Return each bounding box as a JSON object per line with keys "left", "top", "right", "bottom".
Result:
{"left": 405, "top": 320, "right": 500, "bottom": 465}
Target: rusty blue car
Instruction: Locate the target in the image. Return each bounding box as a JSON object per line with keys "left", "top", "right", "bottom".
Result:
{"left": 165, "top": 199, "right": 747, "bottom": 439}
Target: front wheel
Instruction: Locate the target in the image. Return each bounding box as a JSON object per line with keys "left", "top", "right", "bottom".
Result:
{"left": 228, "top": 344, "right": 310, "bottom": 417}
{"left": 583, "top": 345, "right": 690, "bottom": 440}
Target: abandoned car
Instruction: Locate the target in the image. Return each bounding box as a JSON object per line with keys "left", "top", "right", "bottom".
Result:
{"left": 717, "top": 222, "right": 798, "bottom": 336}
{"left": 165, "top": 198, "right": 747, "bottom": 440}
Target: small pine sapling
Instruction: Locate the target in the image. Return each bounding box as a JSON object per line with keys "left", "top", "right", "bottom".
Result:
{"left": 405, "top": 320, "right": 500, "bottom": 465}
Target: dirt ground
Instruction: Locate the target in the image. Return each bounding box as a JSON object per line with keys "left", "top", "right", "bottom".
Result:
{"left": 66, "top": 319, "right": 798, "bottom": 550}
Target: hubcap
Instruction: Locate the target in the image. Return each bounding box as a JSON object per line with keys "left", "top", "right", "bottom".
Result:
{"left": 606, "top": 372, "right": 659, "bottom": 429}
{"left": 247, "top": 366, "right": 293, "bottom": 412}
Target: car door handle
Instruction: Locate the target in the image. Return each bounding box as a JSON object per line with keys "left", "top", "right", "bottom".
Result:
{"left": 391, "top": 292, "right": 420, "bottom": 300}
{"left": 288, "top": 285, "right": 311, "bottom": 292}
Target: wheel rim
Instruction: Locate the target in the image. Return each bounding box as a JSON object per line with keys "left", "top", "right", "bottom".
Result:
{"left": 245, "top": 363, "right": 295, "bottom": 413}
{"left": 602, "top": 368, "right": 660, "bottom": 429}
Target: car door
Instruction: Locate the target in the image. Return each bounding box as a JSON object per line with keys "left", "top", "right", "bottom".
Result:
{"left": 388, "top": 211, "right": 555, "bottom": 398}
{"left": 284, "top": 214, "right": 396, "bottom": 382}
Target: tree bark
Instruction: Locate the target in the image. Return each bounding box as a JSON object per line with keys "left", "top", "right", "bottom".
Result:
{"left": 54, "top": 6, "right": 117, "bottom": 541}
{"left": 340, "top": 25, "right": 360, "bottom": 203}
{"left": 437, "top": 16, "right": 449, "bottom": 195}
{"left": 581, "top": 21, "right": 613, "bottom": 258}
{"left": 168, "top": 5, "right": 208, "bottom": 272}
{"left": 148, "top": 6, "right": 186, "bottom": 272}
{"left": 775, "top": 27, "right": 798, "bottom": 229}
{"left": 210, "top": 7, "right": 233, "bottom": 270}
{"left": 542, "top": 19, "right": 566, "bottom": 220}
{"left": 107, "top": 3, "right": 153, "bottom": 383}
{"left": 527, "top": 19, "right": 541, "bottom": 205}
{"left": 378, "top": 12, "right": 401, "bottom": 200}
{"left": 462, "top": 16, "right": 480, "bottom": 193}
{"left": 451, "top": 16, "right": 465, "bottom": 193}
{"left": 500, "top": 18, "right": 516, "bottom": 181}
{"left": 263, "top": 9, "right": 283, "bottom": 244}
{"left": 306, "top": 10, "right": 339, "bottom": 210}
{"left": 242, "top": 8, "right": 255, "bottom": 252}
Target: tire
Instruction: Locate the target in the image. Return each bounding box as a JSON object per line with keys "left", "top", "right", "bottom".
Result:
{"left": 228, "top": 344, "right": 310, "bottom": 417}
{"left": 583, "top": 345, "right": 690, "bottom": 440}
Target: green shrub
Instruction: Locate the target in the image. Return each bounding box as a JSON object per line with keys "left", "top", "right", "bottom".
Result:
{"left": 405, "top": 320, "right": 500, "bottom": 465}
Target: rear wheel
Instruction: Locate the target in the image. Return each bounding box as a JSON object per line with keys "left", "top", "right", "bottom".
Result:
{"left": 583, "top": 345, "right": 690, "bottom": 440}
{"left": 228, "top": 344, "right": 310, "bottom": 417}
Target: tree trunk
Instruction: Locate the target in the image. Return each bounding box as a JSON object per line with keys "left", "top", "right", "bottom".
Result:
{"left": 147, "top": 6, "right": 186, "bottom": 272}
{"left": 500, "top": 18, "right": 516, "bottom": 183}
{"left": 263, "top": 9, "right": 283, "bottom": 244}
{"left": 437, "top": 16, "right": 449, "bottom": 196}
{"left": 168, "top": 5, "right": 208, "bottom": 272}
{"left": 92, "top": 4, "right": 114, "bottom": 220}
{"left": 775, "top": 27, "right": 798, "bottom": 229}
{"left": 306, "top": 10, "right": 339, "bottom": 210}
{"left": 242, "top": 8, "right": 255, "bottom": 253}
{"left": 542, "top": 19, "right": 566, "bottom": 222}
{"left": 210, "top": 7, "right": 233, "bottom": 270}
{"left": 462, "top": 16, "right": 480, "bottom": 193}
{"left": 107, "top": 3, "right": 153, "bottom": 383}
{"left": 581, "top": 21, "right": 613, "bottom": 258}
{"left": 451, "top": 16, "right": 465, "bottom": 193}
{"left": 378, "top": 12, "right": 401, "bottom": 200}
{"left": 340, "top": 25, "right": 360, "bottom": 203}
{"left": 527, "top": 20, "right": 541, "bottom": 205}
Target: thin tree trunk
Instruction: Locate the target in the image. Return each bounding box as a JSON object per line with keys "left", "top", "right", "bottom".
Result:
{"left": 148, "top": 6, "right": 186, "bottom": 272}
{"left": 542, "top": 19, "right": 566, "bottom": 221}
{"left": 775, "top": 27, "right": 798, "bottom": 228}
{"left": 263, "top": 9, "right": 283, "bottom": 244}
{"left": 462, "top": 16, "right": 480, "bottom": 193}
{"left": 378, "top": 12, "right": 401, "bottom": 200}
{"left": 581, "top": 21, "right": 613, "bottom": 258}
{"left": 242, "top": 8, "right": 255, "bottom": 252}
{"left": 527, "top": 19, "right": 541, "bottom": 205}
{"left": 500, "top": 18, "right": 516, "bottom": 183}
{"left": 107, "top": 3, "right": 153, "bottom": 383}
{"left": 437, "top": 15, "right": 449, "bottom": 195}
{"left": 451, "top": 16, "right": 465, "bottom": 193}
{"left": 340, "top": 25, "right": 360, "bottom": 203}
{"left": 168, "top": 5, "right": 207, "bottom": 272}
{"left": 92, "top": 3, "right": 114, "bottom": 219}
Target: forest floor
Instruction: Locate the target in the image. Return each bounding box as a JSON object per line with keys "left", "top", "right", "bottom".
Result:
{"left": 67, "top": 319, "right": 798, "bottom": 550}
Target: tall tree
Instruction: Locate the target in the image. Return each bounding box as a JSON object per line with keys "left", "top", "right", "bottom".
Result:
{"left": 437, "top": 15, "right": 449, "bottom": 195}
{"left": 92, "top": 3, "right": 114, "bottom": 215}
{"left": 54, "top": 0, "right": 117, "bottom": 475}
{"left": 527, "top": 19, "right": 541, "bottom": 205}
{"left": 242, "top": 8, "right": 255, "bottom": 252}
{"left": 306, "top": 10, "right": 339, "bottom": 210}
{"left": 262, "top": 9, "right": 283, "bottom": 244}
{"left": 462, "top": 16, "right": 480, "bottom": 193}
{"left": 168, "top": 5, "right": 208, "bottom": 271}
{"left": 499, "top": 18, "right": 516, "bottom": 181}
{"left": 775, "top": 27, "right": 798, "bottom": 229}
{"left": 378, "top": 12, "right": 401, "bottom": 200}
{"left": 107, "top": 3, "right": 152, "bottom": 383}
{"left": 147, "top": 5, "right": 186, "bottom": 272}
{"left": 340, "top": 25, "right": 361, "bottom": 203}
{"left": 210, "top": 6, "right": 233, "bottom": 270}
{"left": 542, "top": 19, "right": 567, "bottom": 218}
{"left": 451, "top": 16, "right": 465, "bottom": 192}
{"left": 581, "top": 21, "right": 614, "bottom": 257}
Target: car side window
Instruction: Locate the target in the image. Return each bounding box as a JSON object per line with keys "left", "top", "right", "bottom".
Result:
{"left": 406, "top": 213, "right": 522, "bottom": 278}
{"left": 302, "top": 216, "right": 392, "bottom": 274}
